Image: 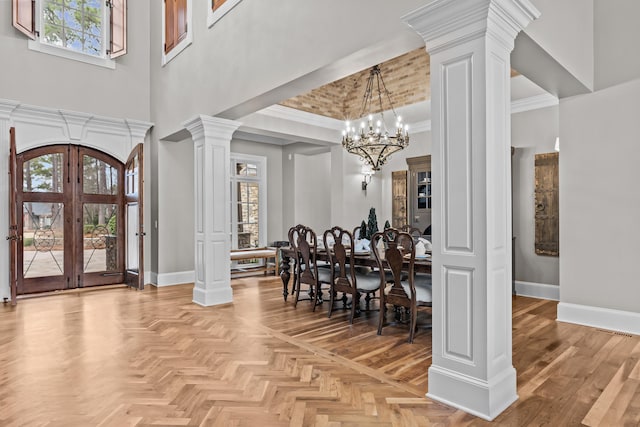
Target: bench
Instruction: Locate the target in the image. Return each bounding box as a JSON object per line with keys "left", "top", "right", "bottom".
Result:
{"left": 230, "top": 247, "right": 278, "bottom": 278}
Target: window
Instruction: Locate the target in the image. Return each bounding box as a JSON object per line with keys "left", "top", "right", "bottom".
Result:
{"left": 163, "top": 0, "right": 192, "bottom": 65}
{"left": 12, "top": 0, "right": 127, "bottom": 68}
{"left": 207, "top": 0, "right": 241, "bottom": 28}
{"left": 230, "top": 154, "right": 267, "bottom": 250}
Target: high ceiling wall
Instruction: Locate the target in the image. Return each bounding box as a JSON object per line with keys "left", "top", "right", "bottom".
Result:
{"left": 279, "top": 48, "right": 431, "bottom": 121}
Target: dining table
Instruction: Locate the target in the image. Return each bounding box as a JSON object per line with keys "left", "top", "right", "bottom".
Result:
{"left": 278, "top": 245, "right": 432, "bottom": 302}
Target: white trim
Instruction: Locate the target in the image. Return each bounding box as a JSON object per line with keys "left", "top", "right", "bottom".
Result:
{"left": 28, "top": 0, "right": 115, "bottom": 69}
{"left": 155, "top": 270, "right": 195, "bottom": 287}
{"left": 1, "top": 99, "right": 152, "bottom": 163}
{"left": 557, "top": 302, "right": 640, "bottom": 336}
{"left": 162, "top": 0, "right": 194, "bottom": 66}
{"left": 514, "top": 281, "right": 559, "bottom": 301}
{"left": 28, "top": 40, "right": 116, "bottom": 69}
{"left": 257, "top": 94, "right": 556, "bottom": 137}
{"left": 427, "top": 365, "right": 518, "bottom": 421}
{"left": 148, "top": 271, "right": 158, "bottom": 286}
{"left": 229, "top": 153, "right": 268, "bottom": 251}
{"left": 207, "top": 0, "right": 243, "bottom": 28}
{"left": 511, "top": 93, "right": 559, "bottom": 114}
{"left": 258, "top": 105, "right": 345, "bottom": 130}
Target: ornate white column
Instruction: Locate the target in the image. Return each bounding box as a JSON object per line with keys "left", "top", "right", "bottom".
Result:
{"left": 184, "top": 115, "right": 241, "bottom": 306}
{"left": 0, "top": 100, "right": 20, "bottom": 301}
{"left": 403, "top": 0, "right": 539, "bottom": 420}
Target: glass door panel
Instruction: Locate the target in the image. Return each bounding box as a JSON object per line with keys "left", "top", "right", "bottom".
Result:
{"left": 22, "top": 153, "right": 64, "bottom": 193}
{"left": 83, "top": 155, "right": 119, "bottom": 195}
{"left": 22, "top": 202, "right": 65, "bottom": 278}
{"left": 236, "top": 181, "right": 259, "bottom": 249}
{"left": 83, "top": 203, "right": 119, "bottom": 273}
{"left": 126, "top": 203, "right": 139, "bottom": 271}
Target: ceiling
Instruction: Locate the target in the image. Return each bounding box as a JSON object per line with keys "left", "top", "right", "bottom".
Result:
{"left": 235, "top": 48, "right": 554, "bottom": 151}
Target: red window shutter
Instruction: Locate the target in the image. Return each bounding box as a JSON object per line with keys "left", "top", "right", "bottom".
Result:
{"left": 164, "top": 0, "right": 175, "bottom": 53}
{"left": 176, "top": 0, "right": 187, "bottom": 45}
{"left": 109, "top": 0, "right": 127, "bottom": 58}
{"left": 213, "top": 0, "right": 228, "bottom": 12}
{"left": 12, "top": 0, "right": 36, "bottom": 40}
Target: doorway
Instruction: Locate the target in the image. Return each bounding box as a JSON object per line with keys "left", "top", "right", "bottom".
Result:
{"left": 12, "top": 143, "right": 140, "bottom": 295}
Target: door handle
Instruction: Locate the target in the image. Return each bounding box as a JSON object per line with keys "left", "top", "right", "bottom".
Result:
{"left": 135, "top": 232, "right": 147, "bottom": 236}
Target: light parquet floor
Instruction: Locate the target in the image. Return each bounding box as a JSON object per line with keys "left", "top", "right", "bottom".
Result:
{"left": 0, "top": 277, "right": 638, "bottom": 426}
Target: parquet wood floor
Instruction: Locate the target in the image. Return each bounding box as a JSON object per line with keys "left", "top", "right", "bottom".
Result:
{"left": 0, "top": 277, "right": 638, "bottom": 426}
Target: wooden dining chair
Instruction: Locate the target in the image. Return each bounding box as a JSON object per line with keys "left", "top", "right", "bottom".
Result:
{"left": 400, "top": 225, "right": 422, "bottom": 241}
{"left": 372, "top": 228, "right": 432, "bottom": 343}
{"left": 323, "top": 227, "right": 381, "bottom": 323}
{"left": 288, "top": 224, "right": 332, "bottom": 310}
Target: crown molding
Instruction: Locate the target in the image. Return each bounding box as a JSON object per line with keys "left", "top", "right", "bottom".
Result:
{"left": 257, "top": 105, "right": 344, "bottom": 130}
{"left": 511, "top": 93, "right": 558, "bottom": 114}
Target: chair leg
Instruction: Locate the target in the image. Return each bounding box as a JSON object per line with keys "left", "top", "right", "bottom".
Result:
{"left": 328, "top": 285, "right": 335, "bottom": 318}
{"left": 377, "top": 296, "right": 386, "bottom": 336}
{"left": 312, "top": 283, "right": 321, "bottom": 311}
{"left": 408, "top": 307, "right": 417, "bottom": 343}
{"left": 293, "top": 272, "right": 301, "bottom": 308}
{"left": 349, "top": 292, "right": 359, "bottom": 324}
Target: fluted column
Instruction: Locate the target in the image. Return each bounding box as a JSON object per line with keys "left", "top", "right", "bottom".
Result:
{"left": 403, "top": 0, "right": 539, "bottom": 420}
{"left": 184, "top": 115, "right": 241, "bottom": 306}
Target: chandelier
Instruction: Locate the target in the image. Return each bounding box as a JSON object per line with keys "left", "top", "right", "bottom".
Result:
{"left": 341, "top": 65, "right": 409, "bottom": 171}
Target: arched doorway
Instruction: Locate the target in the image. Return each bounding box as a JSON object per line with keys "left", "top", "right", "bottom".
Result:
{"left": 12, "top": 144, "right": 138, "bottom": 294}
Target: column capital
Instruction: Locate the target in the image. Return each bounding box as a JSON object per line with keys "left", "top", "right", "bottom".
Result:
{"left": 0, "top": 99, "right": 20, "bottom": 120}
{"left": 183, "top": 115, "right": 241, "bottom": 143}
{"left": 402, "top": 0, "right": 540, "bottom": 54}
{"left": 126, "top": 118, "right": 154, "bottom": 143}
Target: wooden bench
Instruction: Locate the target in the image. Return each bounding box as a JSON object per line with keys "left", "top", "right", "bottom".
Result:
{"left": 230, "top": 247, "right": 278, "bottom": 278}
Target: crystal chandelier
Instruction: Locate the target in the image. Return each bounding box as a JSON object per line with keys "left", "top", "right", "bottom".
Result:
{"left": 341, "top": 65, "right": 409, "bottom": 171}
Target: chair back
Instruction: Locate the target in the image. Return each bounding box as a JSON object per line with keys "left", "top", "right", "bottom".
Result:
{"left": 400, "top": 225, "right": 422, "bottom": 241}
{"left": 288, "top": 224, "right": 319, "bottom": 285}
{"left": 372, "top": 228, "right": 416, "bottom": 306}
{"left": 323, "top": 226, "right": 356, "bottom": 292}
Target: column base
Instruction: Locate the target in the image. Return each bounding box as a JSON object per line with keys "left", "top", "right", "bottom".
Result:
{"left": 427, "top": 364, "right": 517, "bottom": 421}
{"left": 192, "top": 285, "right": 233, "bottom": 306}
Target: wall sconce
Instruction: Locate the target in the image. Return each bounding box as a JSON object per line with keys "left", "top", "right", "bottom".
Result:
{"left": 361, "top": 164, "right": 374, "bottom": 191}
{"left": 554, "top": 137, "right": 560, "bottom": 152}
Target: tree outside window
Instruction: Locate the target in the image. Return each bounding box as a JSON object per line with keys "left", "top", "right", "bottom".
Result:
{"left": 42, "top": 0, "right": 103, "bottom": 56}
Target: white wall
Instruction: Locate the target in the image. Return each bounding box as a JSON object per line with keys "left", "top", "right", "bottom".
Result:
{"left": 157, "top": 139, "right": 194, "bottom": 275}
{"left": 0, "top": 1, "right": 150, "bottom": 121}
{"left": 560, "top": 78, "right": 640, "bottom": 314}
{"left": 230, "top": 139, "right": 285, "bottom": 243}
{"left": 511, "top": 106, "right": 559, "bottom": 286}
{"left": 293, "top": 152, "right": 332, "bottom": 235}
{"left": 525, "top": 0, "right": 594, "bottom": 90}
{"left": 594, "top": 0, "right": 640, "bottom": 90}
{"left": 330, "top": 147, "right": 383, "bottom": 232}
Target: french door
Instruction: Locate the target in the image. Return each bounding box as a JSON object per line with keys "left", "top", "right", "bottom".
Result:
{"left": 10, "top": 140, "right": 143, "bottom": 295}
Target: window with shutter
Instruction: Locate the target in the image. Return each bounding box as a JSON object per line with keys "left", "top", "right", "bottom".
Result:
{"left": 162, "top": 0, "right": 192, "bottom": 65}
{"left": 13, "top": 0, "right": 128, "bottom": 68}
{"left": 12, "top": 0, "right": 36, "bottom": 40}
{"left": 109, "top": 0, "right": 127, "bottom": 59}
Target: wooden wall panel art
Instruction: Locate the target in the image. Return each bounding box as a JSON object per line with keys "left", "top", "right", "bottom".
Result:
{"left": 534, "top": 152, "right": 559, "bottom": 256}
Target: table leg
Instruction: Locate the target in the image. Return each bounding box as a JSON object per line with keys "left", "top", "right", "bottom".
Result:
{"left": 280, "top": 252, "right": 291, "bottom": 301}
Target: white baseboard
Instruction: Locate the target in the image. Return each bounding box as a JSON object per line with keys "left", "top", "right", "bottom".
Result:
{"left": 146, "top": 270, "right": 155, "bottom": 286}
{"left": 557, "top": 302, "right": 640, "bottom": 336}
{"left": 514, "top": 281, "right": 559, "bottom": 301}
{"left": 154, "top": 270, "right": 195, "bottom": 287}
